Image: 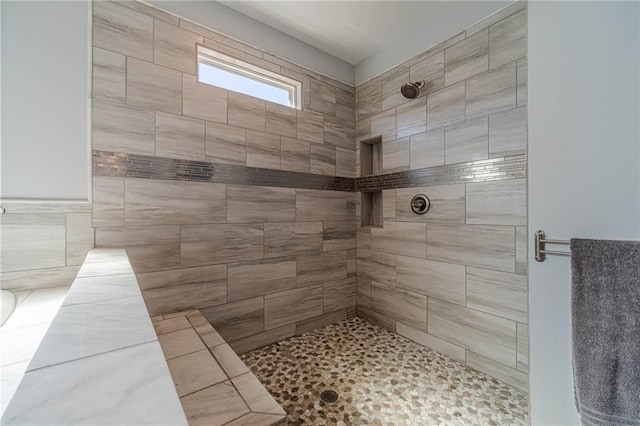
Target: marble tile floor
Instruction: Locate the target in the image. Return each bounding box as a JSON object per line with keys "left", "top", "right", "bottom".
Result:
{"left": 0, "top": 286, "right": 69, "bottom": 414}
{"left": 241, "top": 317, "right": 529, "bottom": 426}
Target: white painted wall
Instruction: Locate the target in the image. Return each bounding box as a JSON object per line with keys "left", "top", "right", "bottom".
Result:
{"left": 354, "top": 1, "right": 509, "bottom": 86}
{"left": 147, "top": 0, "right": 354, "bottom": 85}
{"left": 528, "top": 2, "right": 640, "bottom": 424}
{"left": 1, "top": 1, "right": 90, "bottom": 200}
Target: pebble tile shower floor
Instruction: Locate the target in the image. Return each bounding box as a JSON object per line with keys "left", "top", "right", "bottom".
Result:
{"left": 241, "top": 317, "right": 528, "bottom": 425}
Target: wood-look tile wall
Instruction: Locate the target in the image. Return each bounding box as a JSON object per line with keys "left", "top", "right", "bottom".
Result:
{"left": 90, "top": 0, "right": 357, "bottom": 353}
{"left": 0, "top": 201, "right": 94, "bottom": 291}
{"left": 354, "top": 2, "right": 529, "bottom": 392}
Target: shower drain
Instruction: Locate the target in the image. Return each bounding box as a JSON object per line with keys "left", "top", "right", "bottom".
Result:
{"left": 320, "top": 390, "right": 339, "bottom": 404}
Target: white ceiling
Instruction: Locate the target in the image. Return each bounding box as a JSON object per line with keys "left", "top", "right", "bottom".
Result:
{"left": 219, "top": 1, "right": 455, "bottom": 65}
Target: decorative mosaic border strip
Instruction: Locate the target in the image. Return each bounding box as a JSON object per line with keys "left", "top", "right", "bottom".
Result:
{"left": 94, "top": 151, "right": 526, "bottom": 193}
{"left": 356, "top": 153, "right": 527, "bottom": 192}
{"left": 93, "top": 150, "right": 356, "bottom": 192}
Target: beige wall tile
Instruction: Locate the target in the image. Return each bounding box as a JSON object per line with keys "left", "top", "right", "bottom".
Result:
{"left": 335, "top": 147, "right": 355, "bottom": 178}
{"left": 229, "top": 92, "right": 266, "bottom": 131}
{"left": 227, "top": 185, "right": 295, "bottom": 223}
{"left": 95, "top": 226, "right": 181, "bottom": 273}
{"left": 444, "top": 29, "right": 489, "bottom": 86}
{"left": 296, "top": 190, "right": 348, "bottom": 221}
{"left": 427, "top": 82, "right": 465, "bottom": 130}
{"left": 489, "top": 9, "right": 527, "bottom": 69}
{"left": 229, "top": 324, "right": 296, "bottom": 355}
{"left": 356, "top": 306, "right": 396, "bottom": 332}
{"left": 228, "top": 258, "right": 296, "bottom": 302}
{"left": 296, "top": 309, "right": 347, "bottom": 335}
{"left": 92, "top": 48, "right": 125, "bottom": 103}
{"left": 356, "top": 277, "right": 372, "bottom": 308}
{"left": 409, "top": 50, "right": 444, "bottom": 95}
{"left": 517, "top": 322, "right": 529, "bottom": 373}
{"left": 183, "top": 74, "right": 227, "bottom": 122}
{"left": 205, "top": 122, "right": 246, "bottom": 165}
{"left": 309, "top": 79, "right": 336, "bottom": 115}
{"left": 467, "top": 267, "right": 528, "bottom": 323}
{"left": 427, "top": 224, "right": 515, "bottom": 272}
{"left": 264, "top": 222, "right": 323, "bottom": 258}
{"left": 323, "top": 221, "right": 356, "bottom": 252}
{"left": 489, "top": 106, "right": 527, "bottom": 156}
{"left": 356, "top": 249, "right": 396, "bottom": 287}
{"left": 126, "top": 58, "right": 181, "bottom": 114}
{"left": 324, "top": 277, "right": 356, "bottom": 312}
{"left": 113, "top": 0, "right": 179, "bottom": 25}
{"left": 324, "top": 116, "right": 348, "bottom": 148}
{"left": 357, "top": 83, "right": 382, "bottom": 120}
{"left": 466, "top": 178, "right": 526, "bottom": 226}
{"left": 383, "top": 137, "right": 410, "bottom": 173}
{"left": 371, "top": 222, "right": 427, "bottom": 258}
{"left": 397, "top": 256, "right": 465, "bottom": 305}
{"left": 0, "top": 214, "right": 66, "bottom": 272}
{"left": 428, "top": 298, "right": 517, "bottom": 367}
{"left": 296, "top": 110, "right": 324, "bottom": 144}
{"left": 246, "top": 130, "right": 281, "bottom": 169}
{"left": 181, "top": 224, "right": 264, "bottom": 267}
{"left": 296, "top": 251, "right": 347, "bottom": 286}
{"left": 309, "top": 144, "right": 336, "bottom": 175}
{"left": 92, "top": 176, "right": 124, "bottom": 227}
{"left": 371, "top": 282, "right": 427, "bottom": 332}
{"left": 280, "top": 137, "right": 310, "bottom": 173}
{"left": 515, "top": 226, "right": 527, "bottom": 275}
{"left": 66, "top": 213, "right": 93, "bottom": 266}
{"left": 382, "top": 70, "right": 410, "bottom": 111}
{"left": 516, "top": 58, "right": 527, "bottom": 107}
{"left": 444, "top": 117, "right": 488, "bottom": 164}
{"left": 466, "top": 63, "right": 516, "bottom": 119}
{"left": 201, "top": 296, "right": 264, "bottom": 341}
{"left": 93, "top": 1, "right": 153, "bottom": 61}
{"left": 396, "top": 184, "right": 465, "bottom": 223}
{"left": 467, "top": 351, "right": 528, "bottom": 392}
{"left": 137, "top": 265, "right": 227, "bottom": 316}
{"left": 265, "top": 103, "right": 296, "bottom": 137}
{"left": 264, "top": 285, "right": 323, "bottom": 330}
{"left": 155, "top": 112, "right": 205, "bottom": 160}
{"left": 396, "top": 97, "right": 427, "bottom": 138}
{"left": 124, "top": 178, "right": 226, "bottom": 225}
{"left": 93, "top": 101, "right": 155, "bottom": 155}
{"left": 396, "top": 321, "right": 465, "bottom": 362}
{"left": 382, "top": 190, "right": 396, "bottom": 221}
{"left": 0, "top": 265, "right": 80, "bottom": 292}
{"left": 153, "top": 19, "right": 202, "bottom": 74}
{"left": 336, "top": 87, "right": 355, "bottom": 122}
{"left": 370, "top": 109, "right": 396, "bottom": 142}
{"left": 410, "top": 129, "right": 445, "bottom": 169}
{"left": 356, "top": 117, "right": 371, "bottom": 143}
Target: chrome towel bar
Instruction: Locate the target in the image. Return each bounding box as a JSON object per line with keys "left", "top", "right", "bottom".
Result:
{"left": 535, "top": 230, "right": 571, "bottom": 262}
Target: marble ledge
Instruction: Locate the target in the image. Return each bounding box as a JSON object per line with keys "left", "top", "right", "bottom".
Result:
{"left": 1, "top": 249, "right": 188, "bottom": 425}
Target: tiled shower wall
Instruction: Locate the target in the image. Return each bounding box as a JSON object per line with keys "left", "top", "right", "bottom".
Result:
{"left": 90, "top": 0, "right": 357, "bottom": 353}
{"left": 354, "top": 2, "right": 529, "bottom": 391}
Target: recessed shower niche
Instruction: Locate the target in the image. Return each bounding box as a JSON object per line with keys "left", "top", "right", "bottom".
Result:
{"left": 360, "top": 136, "right": 383, "bottom": 227}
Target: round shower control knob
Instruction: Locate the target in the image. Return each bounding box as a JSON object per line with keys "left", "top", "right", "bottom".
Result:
{"left": 410, "top": 194, "right": 430, "bottom": 215}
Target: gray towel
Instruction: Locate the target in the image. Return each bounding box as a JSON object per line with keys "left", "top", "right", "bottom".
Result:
{"left": 571, "top": 238, "right": 640, "bottom": 426}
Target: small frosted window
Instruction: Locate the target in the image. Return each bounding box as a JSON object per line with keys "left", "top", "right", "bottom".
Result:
{"left": 197, "top": 46, "right": 301, "bottom": 109}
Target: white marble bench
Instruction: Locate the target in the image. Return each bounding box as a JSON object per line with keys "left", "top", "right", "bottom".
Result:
{"left": 2, "top": 248, "right": 286, "bottom": 426}
{"left": 1, "top": 249, "right": 188, "bottom": 425}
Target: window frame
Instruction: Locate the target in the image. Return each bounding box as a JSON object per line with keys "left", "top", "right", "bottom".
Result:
{"left": 197, "top": 45, "right": 302, "bottom": 110}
